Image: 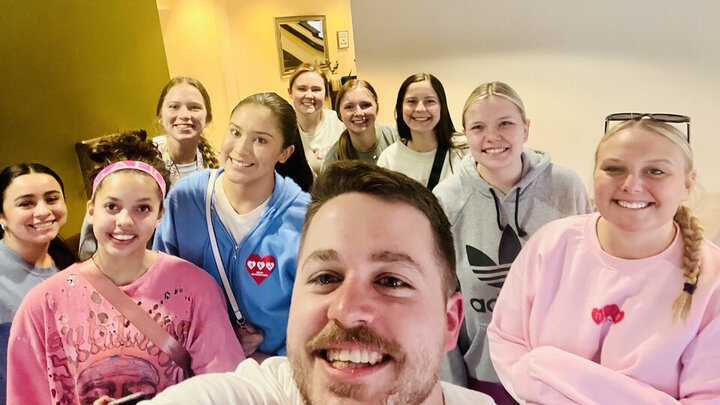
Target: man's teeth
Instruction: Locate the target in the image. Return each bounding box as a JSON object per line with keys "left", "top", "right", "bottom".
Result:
{"left": 485, "top": 148, "right": 506, "bottom": 154}
{"left": 326, "top": 349, "right": 384, "bottom": 369}
{"left": 617, "top": 201, "right": 649, "bottom": 209}
{"left": 112, "top": 234, "right": 135, "bottom": 241}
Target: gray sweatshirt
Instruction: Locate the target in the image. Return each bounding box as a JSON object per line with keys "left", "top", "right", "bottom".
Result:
{"left": 0, "top": 240, "right": 57, "bottom": 323}
{"left": 434, "top": 149, "right": 593, "bottom": 386}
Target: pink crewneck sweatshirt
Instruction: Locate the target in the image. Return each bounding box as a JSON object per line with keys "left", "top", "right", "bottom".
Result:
{"left": 7, "top": 253, "right": 244, "bottom": 404}
{"left": 488, "top": 213, "right": 720, "bottom": 404}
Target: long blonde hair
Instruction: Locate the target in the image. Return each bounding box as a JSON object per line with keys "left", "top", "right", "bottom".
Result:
{"left": 599, "top": 119, "right": 702, "bottom": 320}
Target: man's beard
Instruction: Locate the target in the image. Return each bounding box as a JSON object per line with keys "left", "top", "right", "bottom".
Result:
{"left": 289, "top": 320, "right": 441, "bottom": 405}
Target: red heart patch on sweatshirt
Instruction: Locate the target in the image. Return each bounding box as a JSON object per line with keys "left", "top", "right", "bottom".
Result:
{"left": 591, "top": 304, "right": 625, "bottom": 324}
{"left": 591, "top": 307, "right": 605, "bottom": 324}
{"left": 245, "top": 254, "right": 276, "bottom": 285}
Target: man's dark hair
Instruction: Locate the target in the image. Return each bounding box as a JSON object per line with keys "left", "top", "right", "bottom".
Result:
{"left": 302, "top": 160, "right": 458, "bottom": 298}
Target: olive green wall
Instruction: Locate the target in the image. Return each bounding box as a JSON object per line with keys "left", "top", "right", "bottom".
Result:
{"left": 0, "top": 0, "right": 170, "bottom": 238}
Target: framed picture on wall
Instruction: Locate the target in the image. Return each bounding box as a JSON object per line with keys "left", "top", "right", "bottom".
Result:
{"left": 337, "top": 30, "right": 349, "bottom": 49}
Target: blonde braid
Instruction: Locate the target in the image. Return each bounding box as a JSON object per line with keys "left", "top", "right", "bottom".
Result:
{"left": 198, "top": 137, "right": 220, "bottom": 168}
{"left": 671, "top": 205, "right": 704, "bottom": 320}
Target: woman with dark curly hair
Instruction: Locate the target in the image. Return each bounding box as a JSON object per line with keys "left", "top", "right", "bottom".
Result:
{"left": 77, "top": 130, "right": 166, "bottom": 260}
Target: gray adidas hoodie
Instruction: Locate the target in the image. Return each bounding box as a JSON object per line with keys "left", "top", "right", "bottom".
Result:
{"left": 434, "top": 148, "right": 593, "bottom": 386}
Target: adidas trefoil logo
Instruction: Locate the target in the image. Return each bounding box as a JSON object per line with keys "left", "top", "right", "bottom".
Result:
{"left": 467, "top": 226, "right": 522, "bottom": 289}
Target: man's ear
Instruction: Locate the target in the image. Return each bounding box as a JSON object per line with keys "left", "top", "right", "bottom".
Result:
{"left": 443, "top": 292, "right": 464, "bottom": 352}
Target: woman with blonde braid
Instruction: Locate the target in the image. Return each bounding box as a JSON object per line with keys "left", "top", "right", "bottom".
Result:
{"left": 155, "top": 76, "right": 220, "bottom": 183}
{"left": 488, "top": 115, "right": 720, "bottom": 404}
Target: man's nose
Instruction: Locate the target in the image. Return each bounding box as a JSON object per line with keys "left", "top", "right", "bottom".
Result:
{"left": 326, "top": 275, "right": 377, "bottom": 328}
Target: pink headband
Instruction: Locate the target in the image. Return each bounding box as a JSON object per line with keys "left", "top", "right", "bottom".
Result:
{"left": 92, "top": 161, "right": 167, "bottom": 198}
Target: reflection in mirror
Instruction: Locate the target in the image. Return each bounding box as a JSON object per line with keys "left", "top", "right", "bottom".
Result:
{"left": 274, "top": 15, "right": 329, "bottom": 77}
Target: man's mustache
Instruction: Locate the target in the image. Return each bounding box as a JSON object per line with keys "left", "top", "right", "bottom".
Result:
{"left": 305, "top": 320, "right": 406, "bottom": 364}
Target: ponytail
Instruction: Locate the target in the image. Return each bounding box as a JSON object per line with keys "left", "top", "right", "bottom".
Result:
{"left": 671, "top": 205, "right": 704, "bottom": 320}
{"left": 336, "top": 130, "right": 357, "bottom": 161}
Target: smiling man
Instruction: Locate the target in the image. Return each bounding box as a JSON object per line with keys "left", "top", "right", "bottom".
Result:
{"left": 141, "top": 161, "right": 494, "bottom": 405}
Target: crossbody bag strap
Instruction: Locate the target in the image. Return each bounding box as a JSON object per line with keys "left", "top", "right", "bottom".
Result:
{"left": 77, "top": 260, "right": 193, "bottom": 377}
{"left": 427, "top": 144, "right": 449, "bottom": 190}
{"left": 205, "top": 170, "right": 245, "bottom": 324}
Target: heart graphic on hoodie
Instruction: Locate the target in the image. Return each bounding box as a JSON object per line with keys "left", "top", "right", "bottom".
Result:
{"left": 591, "top": 304, "right": 625, "bottom": 324}
{"left": 245, "top": 254, "right": 277, "bottom": 285}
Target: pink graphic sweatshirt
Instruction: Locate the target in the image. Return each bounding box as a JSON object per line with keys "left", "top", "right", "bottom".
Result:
{"left": 488, "top": 213, "right": 720, "bottom": 404}
{"left": 7, "top": 253, "right": 244, "bottom": 404}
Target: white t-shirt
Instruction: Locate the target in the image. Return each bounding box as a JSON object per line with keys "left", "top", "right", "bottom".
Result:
{"left": 142, "top": 357, "right": 495, "bottom": 404}
{"left": 214, "top": 174, "right": 270, "bottom": 244}
{"left": 377, "top": 138, "right": 468, "bottom": 187}
{"left": 299, "top": 109, "right": 345, "bottom": 174}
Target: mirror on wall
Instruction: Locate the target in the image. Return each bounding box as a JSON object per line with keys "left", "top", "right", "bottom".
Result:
{"left": 274, "top": 15, "right": 328, "bottom": 77}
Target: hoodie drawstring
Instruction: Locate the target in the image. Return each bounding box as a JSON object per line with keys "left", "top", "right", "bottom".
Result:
{"left": 489, "top": 188, "right": 527, "bottom": 237}
{"left": 489, "top": 189, "right": 504, "bottom": 231}
{"left": 515, "top": 188, "right": 527, "bottom": 237}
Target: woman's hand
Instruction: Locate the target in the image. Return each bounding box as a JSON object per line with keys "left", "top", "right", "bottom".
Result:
{"left": 92, "top": 396, "right": 113, "bottom": 405}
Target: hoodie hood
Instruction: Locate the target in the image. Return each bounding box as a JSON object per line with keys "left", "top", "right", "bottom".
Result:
{"left": 458, "top": 148, "right": 552, "bottom": 200}
{"left": 457, "top": 148, "right": 552, "bottom": 237}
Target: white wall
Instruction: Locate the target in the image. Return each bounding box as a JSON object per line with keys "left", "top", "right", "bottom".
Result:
{"left": 350, "top": 0, "right": 720, "bottom": 236}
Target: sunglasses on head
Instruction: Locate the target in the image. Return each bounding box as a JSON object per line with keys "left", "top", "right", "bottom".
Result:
{"left": 604, "top": 113, "right": 691, "bottom": 143}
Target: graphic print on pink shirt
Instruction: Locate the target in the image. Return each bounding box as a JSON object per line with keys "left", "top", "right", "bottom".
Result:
{"left": 591, "top": 303, "right": 625, "bottom": 324}
{"left": 44, "top": 286, "right": 192, "bottom": 404}
{"left": 245, "top": 254, "right": 277, "bottom": 285}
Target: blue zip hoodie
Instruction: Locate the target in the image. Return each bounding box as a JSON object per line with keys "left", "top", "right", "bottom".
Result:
{"left": 153, "top": 169, "right": 310, "bottom": 355}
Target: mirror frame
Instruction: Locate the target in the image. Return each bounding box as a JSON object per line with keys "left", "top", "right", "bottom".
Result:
{"left": 274, "top": 15, "right": 329, "bottom": 78}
